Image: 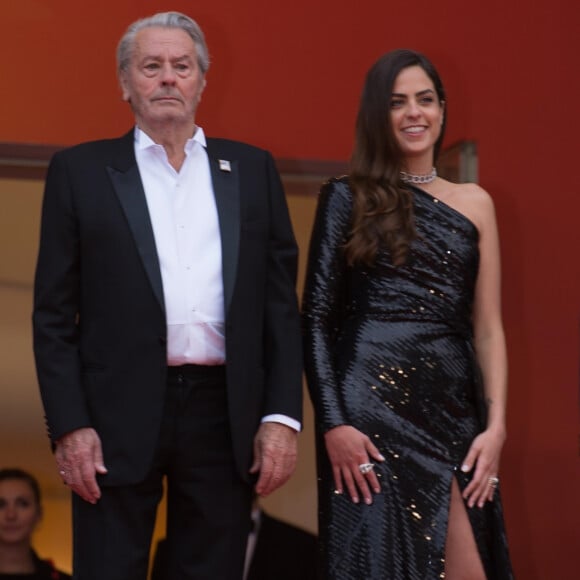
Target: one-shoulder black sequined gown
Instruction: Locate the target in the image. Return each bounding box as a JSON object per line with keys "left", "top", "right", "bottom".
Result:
{"left": 302, "top": 178, "right": 513, "bottom": 579}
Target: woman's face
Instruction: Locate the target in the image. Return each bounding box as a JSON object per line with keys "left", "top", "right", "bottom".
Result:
{"left": 0, "top": 479, "right": 41, "bottom": 545}
{"left": 390, "top": 65, "right": 444, "bottom": 164}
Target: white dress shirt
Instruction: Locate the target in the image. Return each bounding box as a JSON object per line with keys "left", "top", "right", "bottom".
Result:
{"left": 136, "top": 126, "right": 224, "bottom": 366}
{"left": 134, "top": 126, "right": 300, "bottom": 431}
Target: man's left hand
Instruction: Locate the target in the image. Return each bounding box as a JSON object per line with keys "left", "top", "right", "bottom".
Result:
{"left": 250, "top": 422, "right": 298, "bottom": 497}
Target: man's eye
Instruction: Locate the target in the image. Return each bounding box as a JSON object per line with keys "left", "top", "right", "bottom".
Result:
{"left": 144, "top": 63, "right": 159, "bottom": 71}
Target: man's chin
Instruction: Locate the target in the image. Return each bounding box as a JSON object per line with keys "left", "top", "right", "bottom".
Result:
{"left": 137, "top": 112, "right": 195, "bottom": 133}
{"left": 147, "top": 109, "right": 187, "bottom": 122}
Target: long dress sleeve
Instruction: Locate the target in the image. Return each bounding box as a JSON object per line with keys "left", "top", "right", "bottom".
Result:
{"left": 302, "top": 178, "right": 353, "bottom": 432}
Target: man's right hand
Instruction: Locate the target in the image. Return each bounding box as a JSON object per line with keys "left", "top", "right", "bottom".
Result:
{"left": 55, "top": 427, "right": 108, "bottom": 503}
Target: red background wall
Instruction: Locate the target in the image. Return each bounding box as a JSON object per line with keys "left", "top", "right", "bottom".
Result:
{"left": 2, "top": 1, "right": 578, "bottom": 577}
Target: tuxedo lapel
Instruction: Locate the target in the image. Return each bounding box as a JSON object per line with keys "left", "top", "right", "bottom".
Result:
{"left": 206, "top": 141, "right": 240, "bottom": 313}
{"left": 106, "top": 131, "right": 165, "bottom": 314}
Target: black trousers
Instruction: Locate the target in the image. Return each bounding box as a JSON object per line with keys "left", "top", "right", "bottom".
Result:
{"left": 72, "top": 365, "right": 253, "bottom": 580}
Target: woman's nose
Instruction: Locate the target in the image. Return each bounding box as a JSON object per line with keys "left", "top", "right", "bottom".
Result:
{"left": 405, "top": 99, "right": 421, "bottom": 117}
{"left": 3, "top": 505, "right": 17, "bottom": 519}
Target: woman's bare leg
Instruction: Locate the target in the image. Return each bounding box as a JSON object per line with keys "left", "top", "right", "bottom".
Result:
{"left": 444, "top": 477, "right": 487, "bottom": 580}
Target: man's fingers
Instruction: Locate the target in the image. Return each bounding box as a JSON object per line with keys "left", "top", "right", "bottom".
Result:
{"left": 55, "top": 427, "right": 105, "bottom": 503}
{"left": 92, "top": 443, "right": 108, "bottom": 475}
{"left": 255, "top": 452, "right": 295, "bottom": 496}
{"left": 254, "top": 454, "right": 274, "bottom": 495}
{"left": 256, "top": 451, "right": 294, "bottom": 497}
{"left": 252, "top": 422, "right": 298, "bottom": 496}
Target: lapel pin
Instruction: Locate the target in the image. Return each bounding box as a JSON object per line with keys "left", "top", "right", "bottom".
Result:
{"left": 219, "top": 159, "right": 231, "bottom": 172}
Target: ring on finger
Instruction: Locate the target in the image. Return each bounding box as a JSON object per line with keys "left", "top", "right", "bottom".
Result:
{"left": 488, "top": 476, "right": 499, "bottom": 488}
{"left": 358, "top": 463, "right": 375, "bottom": 475}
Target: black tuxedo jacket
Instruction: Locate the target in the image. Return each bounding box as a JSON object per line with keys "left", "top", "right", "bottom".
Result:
{"left": 33, "top": 129, "right": 303, "bottom": 485}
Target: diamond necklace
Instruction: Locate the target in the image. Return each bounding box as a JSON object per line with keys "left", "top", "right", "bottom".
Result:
{"left": 400, "top": 167, "right": 437, "bottom": 184}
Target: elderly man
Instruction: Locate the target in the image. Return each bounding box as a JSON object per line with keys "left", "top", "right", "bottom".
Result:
{"left": 33, "top": 11, "right": 302, "bottom": 580}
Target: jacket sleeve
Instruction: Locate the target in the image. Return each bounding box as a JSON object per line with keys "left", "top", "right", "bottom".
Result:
{"left": 301, "top": 178, "right": 352, "bottom": 432}
{"left": 260, "top": 151, "right": 303, "bottom": 423}
{"left": 32, "top": 150, "right": 92, "bottom": 442}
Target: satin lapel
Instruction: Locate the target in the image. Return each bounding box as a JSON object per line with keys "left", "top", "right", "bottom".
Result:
{"left": 206, "top": 143, "right": 240, "bottom": 313}
{"left": 106, "top": 133, "right": 165, "bottom": 313}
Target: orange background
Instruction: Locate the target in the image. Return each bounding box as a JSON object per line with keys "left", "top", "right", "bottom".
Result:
{"left": 2, "top": 1, "right": 579, "bottom": 578}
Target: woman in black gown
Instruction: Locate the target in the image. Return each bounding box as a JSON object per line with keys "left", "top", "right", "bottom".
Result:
{"left": 302, "top": 49, "right": 513, "bottom": 579}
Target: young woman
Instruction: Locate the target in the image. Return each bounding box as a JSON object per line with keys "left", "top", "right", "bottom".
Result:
{"left": 302, "top": 49, "right": 513, "bottom": 579}
{"left": 0, "top": 469, "right": 71, "bottom": 579}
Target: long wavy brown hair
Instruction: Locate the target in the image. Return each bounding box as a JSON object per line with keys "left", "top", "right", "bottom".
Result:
{"left": 345, "top": 49, "right": 447, "bottom": 267}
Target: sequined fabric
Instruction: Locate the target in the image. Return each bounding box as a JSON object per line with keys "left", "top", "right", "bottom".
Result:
{"left": 302, "top": 178, "right": 513, "bottom": 579}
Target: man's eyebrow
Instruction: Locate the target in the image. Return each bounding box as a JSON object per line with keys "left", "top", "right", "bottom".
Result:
{"left": 140, "top": 53, "right": 193, "bottom": 61}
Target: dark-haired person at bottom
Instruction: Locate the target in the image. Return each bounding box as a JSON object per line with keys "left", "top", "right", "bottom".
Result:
{"left": 0, "top": 468, "right": 71, "bottom": 579}
{"left": 151, "top": 499, "right": 318, "bottom": 580}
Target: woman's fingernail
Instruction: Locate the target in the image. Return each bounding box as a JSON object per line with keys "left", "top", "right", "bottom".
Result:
{"left": 378, "top": 454, "right": 386, "bottom": 461}
{"left": 461, "top": 464, "right": 470, "bottom": 472}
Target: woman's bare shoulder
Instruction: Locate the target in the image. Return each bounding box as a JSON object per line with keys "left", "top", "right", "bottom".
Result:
{"left": 435, "top": 179, "right": 496, "bottom": 231}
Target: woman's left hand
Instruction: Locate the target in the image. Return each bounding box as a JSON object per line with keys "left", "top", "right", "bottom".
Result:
{"left": 460, "top": 427, "right": 506, "bottom": 508}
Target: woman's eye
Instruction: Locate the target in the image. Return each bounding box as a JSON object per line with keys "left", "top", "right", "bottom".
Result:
{"left": 390, "top": 99, "right": 404, "bottom": 108}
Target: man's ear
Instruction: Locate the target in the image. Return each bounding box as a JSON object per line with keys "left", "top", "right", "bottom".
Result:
{"left": 119, "top": 72, "right": 131, "bottom": 102}
{"left": 197, "top": 77, "right": 207, "bottom": 104}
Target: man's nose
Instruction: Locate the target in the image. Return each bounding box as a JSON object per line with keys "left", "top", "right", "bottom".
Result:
{"left": 160, "top": 63, "right": 177, "bottom": 84}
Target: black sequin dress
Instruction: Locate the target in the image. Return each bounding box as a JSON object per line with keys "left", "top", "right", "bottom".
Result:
{"left": 302, "top": 178, "right": 513, "bottom": 579}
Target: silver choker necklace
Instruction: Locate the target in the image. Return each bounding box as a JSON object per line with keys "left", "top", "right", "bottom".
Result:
{"left": 400, "top": 168, "right": 437, "bottom": 184}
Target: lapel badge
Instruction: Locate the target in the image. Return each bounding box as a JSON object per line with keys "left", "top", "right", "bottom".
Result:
{"left": 219, "top": 159, "right": 232, "bottom": 172}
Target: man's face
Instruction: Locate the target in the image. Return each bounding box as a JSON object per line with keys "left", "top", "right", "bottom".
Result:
{"left": 119, "top": 26, "right": 206, "bottom": 133}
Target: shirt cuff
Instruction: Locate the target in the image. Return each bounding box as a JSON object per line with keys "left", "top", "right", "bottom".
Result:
{"left": 261, "top": 414, "right": 301, "bottom": 432}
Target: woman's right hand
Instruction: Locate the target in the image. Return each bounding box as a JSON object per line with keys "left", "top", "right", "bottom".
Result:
{"left": 324, "top": 425, "right": 385, "bottom": 504}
